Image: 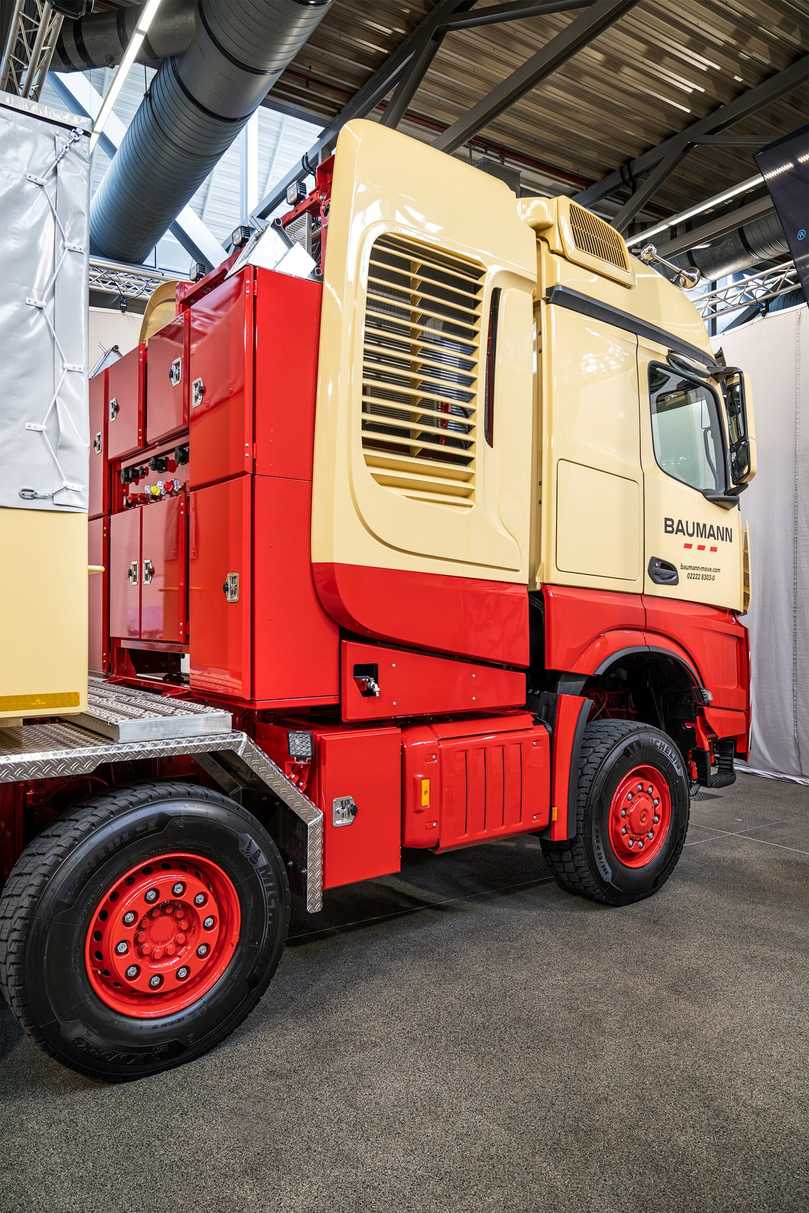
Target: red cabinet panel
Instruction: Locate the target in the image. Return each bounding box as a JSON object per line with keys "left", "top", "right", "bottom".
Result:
{"left": 256, "top": 722, "right": 402, "bottom": 890}
{"left": 253, "top": 475, "right": 339, "bottom": 705}
{"left": 107, "top": 346, "right": 146, "bottom": 459}
{"left": 341, "top": 640, "right": 524, "bottom": 721}
{"left": 88, "top": 516, "right": 109, "bottom": 674}
{"left": 254, "top": 269, "right": 322, "bottom": 480}
{"left": 402, "top": 715, "right": 550, "bottom": 850}
{"left": 141, "top": 496, "right": 187, "bottom": 643}
{"left": 147, "top": 315, "right": 188, "bottom": 444}
{"left": 109, "top": 509, "right": 141, "bottom": 639}
{"left": 89, "top": 371, "right": 108, "bottom": 518}
{"left": 189, "top": 476, "right": 252, "bottom": 698}
{"left": 189, "top": 271, "right": 253, "bottom": 488}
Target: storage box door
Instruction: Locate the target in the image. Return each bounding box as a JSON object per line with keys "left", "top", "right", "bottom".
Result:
{"left": 88, "top": 371, "right": 107, "bottom": 517}
{"left": 189, "top": 270, "right": 253, "bottom": 488}
{"left": 107, "top": 347, "right": 145, "bottom": 459}
{"left": 189, "top": 476, "right": 252, "bottom": 698}
{"left": 88, "top": 516, "right": 109, "bottom": 674}
{"left": 109, "top": 508, "right": 141, "bottom": 639}
{"left": 141, "top": 496, "right": 187, "bottom": 643}
{"left": 147, "top": 316, "right": 187, "bottom": 444}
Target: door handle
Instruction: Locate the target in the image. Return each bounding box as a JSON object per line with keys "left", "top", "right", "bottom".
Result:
{"left": 169, "top": 357, "right": 182, "bottom": 387}
{"left": 648, "top": 556, "right": 679, "bottom": 586}
{"left": 127, "top": 560, "right": 139, "bottom": 585}
{"left": 143, "top": 559, "right": 155, "bottom": 585}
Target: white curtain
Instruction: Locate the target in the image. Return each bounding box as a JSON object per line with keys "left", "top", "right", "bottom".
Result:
{"left": 716, "top": 306, "right": 808, "bottom": 782}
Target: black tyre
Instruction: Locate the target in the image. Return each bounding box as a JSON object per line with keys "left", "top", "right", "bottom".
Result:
{"left": 541, "top": 720, "right": 690, "bottom": 905}
{"left": 0, "top": 782, "right": 289, "bottom": 1081}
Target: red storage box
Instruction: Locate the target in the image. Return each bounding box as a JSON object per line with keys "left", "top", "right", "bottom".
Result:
{"left": 107, "top": 345, "right": 146, "bottom": 459}
{"left": 147, "top": 314, "right": 188, "bottom": 444}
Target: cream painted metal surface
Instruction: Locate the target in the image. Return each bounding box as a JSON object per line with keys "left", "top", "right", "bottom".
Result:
{"left": 0, "top": 509, "right": 88, "bottom": 720}
{"left": 313, "top": 118, "right": 536, "bottom": 583}
{"left": 637, "top": 338, "right": 745, "bottom": 611}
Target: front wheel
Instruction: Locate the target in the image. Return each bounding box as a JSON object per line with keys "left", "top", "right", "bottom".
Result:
{"left": 0, "top": 782, "right": 289, "bottom": 1080}
{"left": 541, "top": 720, "right": 690, "bottom": 905}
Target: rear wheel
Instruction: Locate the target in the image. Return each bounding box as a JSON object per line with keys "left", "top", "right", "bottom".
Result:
{"left": 0, "top": 782, "right": 289, "bottom": 1080}
{"left": 541, "top": 720, "right": 689, "bottom": 905}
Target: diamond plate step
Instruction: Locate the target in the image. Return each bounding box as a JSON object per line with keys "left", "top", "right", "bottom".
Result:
{"left": 75, "top": 679, "right": 232, "bottom": 742}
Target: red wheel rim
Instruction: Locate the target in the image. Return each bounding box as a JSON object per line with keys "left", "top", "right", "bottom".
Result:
{"left": 85, "top": 852, "right": 241, "bottom": 1018}
{"left": 608, "top": 765, "right": 672, "bottom": 868}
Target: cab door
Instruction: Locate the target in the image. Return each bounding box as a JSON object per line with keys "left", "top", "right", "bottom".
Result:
{"left": 637, "top": 337, "right": 744, "bottom": 612}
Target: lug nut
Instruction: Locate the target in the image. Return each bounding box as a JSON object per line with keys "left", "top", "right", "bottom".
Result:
{"left": 197, "top": 943, "right": 209, "bottom": 958}
{"left": 149, "top": 975, "right": 163, "bottom": 990}
{"left": 172, "top": 882, "right": 185, "bottom": 896}
{"left": 203, "top": 916, "right": 215, "bottom": 930}
{"left": 627, "top": 792, "right": 633, "bottom": 801}
{"left": 176, "top": 966, "right": 190, "bottom": 981}
{"left": 194, "top": 893, "right": 207, "bottom": 907}
{"left": 653, "top": 798, "right": 660, "bottom": 807}
{"left": 647, "top": 831, "right": 654, "bottom": 840}
{"left": 637, "top": 783, "right": 643, "bottom": 791}
{"left": 621, "top": 826, "right": 628, "bottom": 835}
{"left": 145, "top": 888, "right": 158, "bottom": 904}
{"left": 123, "top": 911, "right": 137, "bottom": 926}
{"left": 125, "top": 965, "right": 139, "bottom": 980}
{"left": 176, "top": 932, "right": 187, "bottom": 945}
{"left": 621, "top": 809, "right": 627, "bottom": 818}
{"left": 637, "top": 841, "right": 644, "bottom": 850}
{"left": 627, "top": 839, "right": 635, "bottom": 848}
{"left": 653, "top": 814, "right": 660, "bottom": 824}
{"left": 115, "top": 941, "right": 128, "bottom": 955}
{"left": 647, "top": 786, "right": 654, "bottom": 794}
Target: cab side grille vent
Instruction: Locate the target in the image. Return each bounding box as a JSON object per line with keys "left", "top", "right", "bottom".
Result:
{"left": 361, "top": 234, "right": 485, "bottom": 508}
{"left": 569, "top": 202, "right": 631, "bottom": 272}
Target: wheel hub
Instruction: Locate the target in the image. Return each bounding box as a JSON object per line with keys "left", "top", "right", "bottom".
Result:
{"left": 608, "top": 765, "right": 672, "bottom": 868}
{"left": 85, "top": 853, "right": 240, "bottom": 1018}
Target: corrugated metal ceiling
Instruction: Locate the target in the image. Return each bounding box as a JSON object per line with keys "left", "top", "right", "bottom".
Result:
{"left": 269, "top": 0, "right": 808, "bottom": 212}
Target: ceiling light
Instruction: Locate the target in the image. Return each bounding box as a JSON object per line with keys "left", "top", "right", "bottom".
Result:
{"left": 89, "top": 0, "right": 166, "bottom": 154}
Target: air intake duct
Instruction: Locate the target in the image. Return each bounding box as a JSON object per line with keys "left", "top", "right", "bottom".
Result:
{"left": 90, "top": 0, "right": 333, "bottom": 264}
{"left": 52, "top": 1, "right": 196, "bottom": 73}
{"left": 675, "top": 209, "right": 788, "bottom": 281}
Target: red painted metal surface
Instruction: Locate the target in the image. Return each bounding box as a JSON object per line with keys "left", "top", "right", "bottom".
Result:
{"left": 402, "top": 713, "right": 550, "bottom": 850}
{"left": 88, "top": 370, "right": 108, "bottom": 518}
{"left": 314, "top": 563, "right": 529, "bottom": 667}
{"left": 608, "top": 765, "right": 672, "bottom": 867}
{"left": 188, "top": 270, "right": 254, "bottom": 489}
{"left": 253, "top": 475, "right": 339, "bottom": 705}
{"left": 85, "top": 851, "right": 241, "bottom": 1018}
{"left": 189, "top": 475, "right": 252, "bottom": 698}
{"left": 543, "top": 583, "right": 750, "bottom": 714}
{"left": 543, "top": 584, "right": 645, "bottom": 672}
{"left": 107, "top": 345, "right": 146, "bottom": 460}
{"left": 88, "top": 516, "right": 109, "bottom": 675}
{"left": 644, "top": 597, "right": 748, "bottom": 712}
{"left": 141, "top": 496, "right": 187, "bottom": 643}
{"left": 109, "top": 508, "right": 141, "bottom": 639}
{"left": 146, "top": 315, "right": 188, "bottom": 444}
{"left": 341, "top": 640, "right": 525, "bottom": 722}
{"left": 254, "top": 270, "right": 322, "bottom": 480}
{"left": 257, "top": 721, "right": 402, "bottom": 889}
{"left": 549, "top": 694, "right": 591, "bottom": 842}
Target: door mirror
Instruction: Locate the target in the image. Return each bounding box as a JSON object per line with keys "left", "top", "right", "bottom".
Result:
{"left": 719, "top": 369, "right": 753, "bottom": 487}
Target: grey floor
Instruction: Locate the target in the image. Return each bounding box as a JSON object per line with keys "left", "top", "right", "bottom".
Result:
{"left": 1, "top": 773, "right": 807, "bottom": 1213}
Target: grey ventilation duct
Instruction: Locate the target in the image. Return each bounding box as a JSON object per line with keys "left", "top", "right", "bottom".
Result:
{"left": 90, "top": 0, "right": 333, "bottom": 264}
{"left": 676, "top": 209, "right": 788, "bottom": 281}
{"left": 53, "top": 1, "right": 196, "bottom": 72}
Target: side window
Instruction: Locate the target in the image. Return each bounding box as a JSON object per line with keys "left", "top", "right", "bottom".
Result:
{"left": 649, "top": 364, "right": 726, "bottom": 494}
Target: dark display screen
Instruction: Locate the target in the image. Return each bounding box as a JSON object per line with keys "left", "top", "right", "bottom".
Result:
{"left": 755, "top": 126, "right": 809, "bottom": 307}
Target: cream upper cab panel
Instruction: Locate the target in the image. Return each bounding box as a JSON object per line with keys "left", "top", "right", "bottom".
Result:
{"left": 312, "top": 120, "right": 537, "bottom": 583}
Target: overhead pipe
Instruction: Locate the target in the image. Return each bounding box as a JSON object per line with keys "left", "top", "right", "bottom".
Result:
{"left": 90, "top": 0, "right": 333, "bottom": 264}
{"left": 52, "top": 0, "right": 196, "bottom": 72}
{"left": 674, "top": 209, "right": 788, "bottom": 281}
